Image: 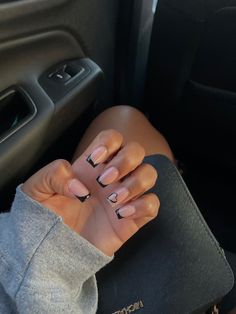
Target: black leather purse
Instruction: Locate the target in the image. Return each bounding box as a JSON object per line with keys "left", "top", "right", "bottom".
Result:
{"left": 96, "top": 155, "right": 234, "bottom": 314}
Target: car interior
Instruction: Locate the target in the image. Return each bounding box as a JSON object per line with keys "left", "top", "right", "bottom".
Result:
{"left": 0, "top": 0, "right": 235, "bottom": 312}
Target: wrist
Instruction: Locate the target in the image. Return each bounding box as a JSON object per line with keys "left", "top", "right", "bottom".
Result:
{"left": 79, "top": 230, "right": 122, "bottom": 257}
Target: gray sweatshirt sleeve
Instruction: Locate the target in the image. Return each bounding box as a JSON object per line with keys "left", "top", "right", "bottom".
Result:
{"left": 0, "top": 186, "right": 113, "bottom": 314}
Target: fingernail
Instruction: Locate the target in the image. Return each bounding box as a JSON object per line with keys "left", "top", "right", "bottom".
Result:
{"left": 68, "top": 179, "right": 90, "bottom": 203}
{"left": 87, "top": 146, "right": 107, "bottom": 168}
{"left": 107, "top": 188, "right": 129, "bottom": 205}
{"left": 97, "top": 167, "right": 119, "bottom": 188}
{"left": 116, "top": 205, "right": 136, "bottom": 219}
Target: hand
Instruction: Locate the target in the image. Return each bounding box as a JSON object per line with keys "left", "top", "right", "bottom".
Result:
{"left": 22, "top": 130, "right": 160, "bottom": 256}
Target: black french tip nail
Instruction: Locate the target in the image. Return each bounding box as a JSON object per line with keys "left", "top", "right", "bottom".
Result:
{"left": 115, "top": 209, "right": 124, "bottom": 220}
{"left": 86, "top": 155, "right": 98, "bottom": 168}
{"left": 76, "top": 194, "right": 91, "bottom": 203}
{"left": 107, "top": 193, "right": 118, "bottom": 204}
{"left": 96, "top": 176, "right": 108, "bottom": 188}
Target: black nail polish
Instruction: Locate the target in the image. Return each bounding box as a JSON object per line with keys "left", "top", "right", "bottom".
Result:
{"left": 76, "top": 194, "right": 91, "bottom": 203}
{"left": 107, "top": 193, "right": 118, "bottom": 204}
{"left": 86, "top": 155, "right": 98, "bottom": 168}
{"left": 96, "top": 176, "right": 108, "bottom": 188}
{"left": 115, "top": 209, "right": 124, "bottom": 220}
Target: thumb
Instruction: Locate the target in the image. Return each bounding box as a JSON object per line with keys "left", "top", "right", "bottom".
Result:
{"left": 22, "top": 159, "right": 90, "bottom": 203}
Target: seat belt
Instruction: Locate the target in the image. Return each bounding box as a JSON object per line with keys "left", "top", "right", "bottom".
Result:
{"left": 129, "top": 0, "right": 159, "bottom": 107}
{"left": 115, "top": 0, "right": 159, "bottom": 107}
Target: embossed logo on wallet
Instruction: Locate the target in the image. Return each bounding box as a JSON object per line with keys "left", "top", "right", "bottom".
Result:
{"left": 112, "top": 300, "right": 144, "bottom": 314}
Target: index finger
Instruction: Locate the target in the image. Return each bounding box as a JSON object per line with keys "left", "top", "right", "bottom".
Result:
{"left": 72, "top": 129, "right": 123, "bottom": 169}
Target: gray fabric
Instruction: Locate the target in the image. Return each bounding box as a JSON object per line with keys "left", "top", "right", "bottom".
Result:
{"left": 0, "top": 186, "right": 113, "bottom": 314}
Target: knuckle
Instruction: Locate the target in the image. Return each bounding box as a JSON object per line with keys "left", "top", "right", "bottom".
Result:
{"left": 51, "top": 159, "right": 71, "bottom": 176}
{"left": 143, "top": 164, "right": 158, "bottom": 183}
{"left": 127, "top": 141, "right": 145, "bottom": 159}
{"left": 147, "top": 194, "right": 160, "bottom": 217}
{"left": 122, "top": 155, "right": 136, "bottom": 170}
{"left": 121, "top": 144, "right": 145, "bottom": 169}
{"left": 136, "top": 178, "right": 147, "bottom": 192}
{"left": 98, "top": 129, "right": 123, "bottom": 145}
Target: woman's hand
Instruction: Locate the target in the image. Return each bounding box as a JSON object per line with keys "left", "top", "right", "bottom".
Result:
{"left": 22, "top": 130, "right": 160, "bottom": 256}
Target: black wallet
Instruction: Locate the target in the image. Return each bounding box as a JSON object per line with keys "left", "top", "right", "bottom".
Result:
{"left": 96, "top": 155, "right": 234, "bottom": 314}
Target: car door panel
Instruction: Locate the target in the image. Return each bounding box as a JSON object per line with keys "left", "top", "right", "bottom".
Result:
{"left": 0, "top": 0, "right": 68, "bottom": 20}
{"left": 0, "top": 0, "right": 118, "bottom": 104}
{"left": 0, "top": 1, "right": 118, "bottom": 192}
{"left": 0, "top": 29, "right": 103, "bottom": 189}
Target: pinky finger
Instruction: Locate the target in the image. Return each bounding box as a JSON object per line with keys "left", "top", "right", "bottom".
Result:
{"left": 115, "top": 193, "right": 160, "bottom": 224}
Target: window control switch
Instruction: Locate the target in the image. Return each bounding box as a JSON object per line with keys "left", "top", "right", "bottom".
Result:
{"left": 49, "top": 70, "right": 72, "bottom": 83}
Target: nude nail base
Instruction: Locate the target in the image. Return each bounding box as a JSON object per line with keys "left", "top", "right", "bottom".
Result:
{"left": 115, "top": 205, "right": 136, "bottom": 219}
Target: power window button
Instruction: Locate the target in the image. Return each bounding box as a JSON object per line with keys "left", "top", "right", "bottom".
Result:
{"left": 49, "top": 70, "right": 72, "bottom": 83}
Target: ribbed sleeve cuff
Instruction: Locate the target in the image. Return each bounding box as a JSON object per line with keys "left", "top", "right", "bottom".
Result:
{"left": 0, "top": 186, "right": 113, "bottom": 296}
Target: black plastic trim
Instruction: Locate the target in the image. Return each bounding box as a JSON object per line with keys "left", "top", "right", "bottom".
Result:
{"left": 0, "top": 87, "right": 37, "bottom": 144}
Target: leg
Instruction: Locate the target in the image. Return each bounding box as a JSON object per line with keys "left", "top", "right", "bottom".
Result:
{"left": 73, "top": 106, "right": 175, "bottom": 161}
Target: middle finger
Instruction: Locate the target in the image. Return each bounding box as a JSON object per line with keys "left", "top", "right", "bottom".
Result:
{"left": 96, "top": 142, "right": 145, "bottom": 188}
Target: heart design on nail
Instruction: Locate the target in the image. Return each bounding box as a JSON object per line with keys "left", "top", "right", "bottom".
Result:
{"left": 108, "top": 193, "right": 118, "bottom": 204}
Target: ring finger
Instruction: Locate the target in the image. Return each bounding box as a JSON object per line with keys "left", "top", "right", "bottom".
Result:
{"left": 106, "top": 163, "right": 158, "bottom": 206}
{"left": 115, "top": 193, "right": 160, "bottom": 223}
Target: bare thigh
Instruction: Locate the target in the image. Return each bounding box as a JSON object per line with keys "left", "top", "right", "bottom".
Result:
{"left": 73, "top": 106, "right": 175, "bottom": 162}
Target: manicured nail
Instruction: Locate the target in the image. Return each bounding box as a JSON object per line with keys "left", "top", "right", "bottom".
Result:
{"left": 107, "top": 188, "right": 130, "bottom": 205}
{"left": 97, "top": 167, "right": 119, "bottom": 188}
{"left": 116, "top": 205, "right": 136, "bottom": 219}
{"left": 68, "top": 179, "right": 90, "bottom": 203}
{"left": 87, "top": 146, "right": 107, "bottom": 168}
